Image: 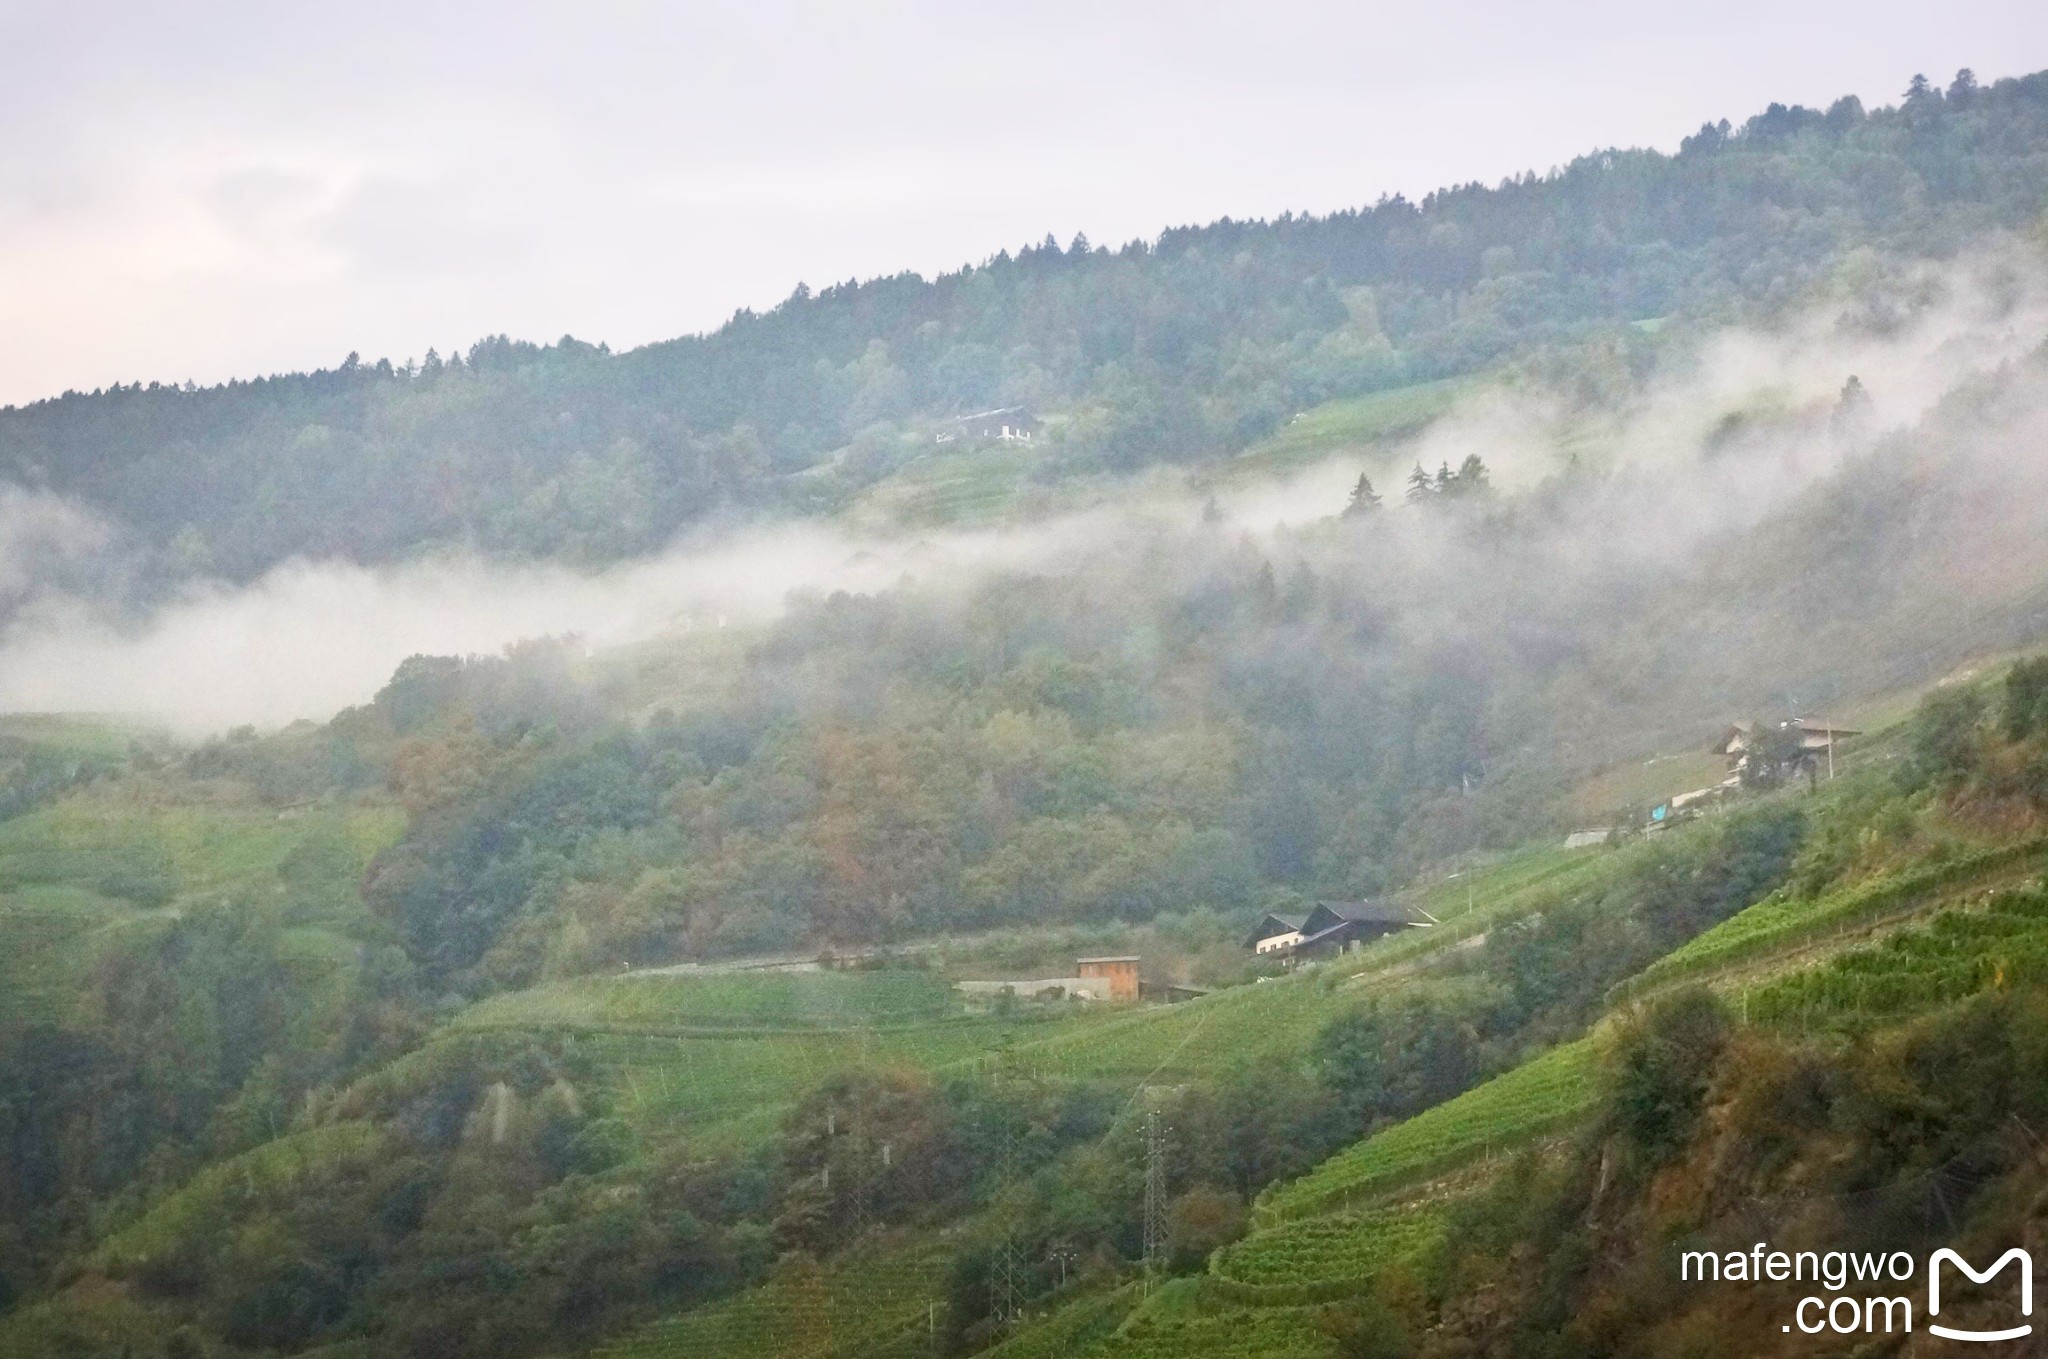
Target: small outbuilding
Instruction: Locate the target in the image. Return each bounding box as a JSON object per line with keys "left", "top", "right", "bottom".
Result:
{"left": 1076, "top": 956, "right": 1141, "bottom": 1002}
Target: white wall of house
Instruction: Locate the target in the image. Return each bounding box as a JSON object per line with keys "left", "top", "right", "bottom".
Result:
{"left": 956, "top": 976, "right": 1111, "bottom": 1001}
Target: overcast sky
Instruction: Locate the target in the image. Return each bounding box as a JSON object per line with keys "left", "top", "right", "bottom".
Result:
{"left": 1, "top": 1, "right": 2043, "bottom": 407}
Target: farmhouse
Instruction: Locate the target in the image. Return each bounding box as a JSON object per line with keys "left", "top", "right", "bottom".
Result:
{"left": 1244, "top": 912, "right": 1307, "bottom": 954}
{"left": 1712, "top": 717, "right": 1862, "bottom": 783}
{"left": 1246, "top": 901, "right": 1433, "bottom": 959}
{"left": 934, "top": 406, "right": 1042, "bottom": 444}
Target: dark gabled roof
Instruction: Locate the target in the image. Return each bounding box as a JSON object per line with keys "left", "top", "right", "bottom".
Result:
{"left": 1714, "top": 718, "right": 1863, "bottom": 756}
{"left": 1293, "top": 921, "right": 1357, "bottom": 951}
{"left": 1244, "top": 912, "right": 1308, "bottom": 947}
{"left": 1308, "top": 900, "right": 1420, "bottom": 926}
{"left": 947, "top": 405, "right": 1037, "bottom": 425}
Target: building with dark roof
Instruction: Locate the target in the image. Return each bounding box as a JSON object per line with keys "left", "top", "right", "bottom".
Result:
{"left": 1246, "top": 900, "right": 1433, "bottom": 961}
{"left": 1244, "top": 912, "right": 1307, "bottom": 953}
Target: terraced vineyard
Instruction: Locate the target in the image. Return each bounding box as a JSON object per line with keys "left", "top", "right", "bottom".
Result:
{"left": 585, "top": 1019, "right": 1058, "bottom": 1150}
{"left": 1013, "top": 969, "right": 1373, "bottom": 1084}
{"left": 1749, "top": 884, "right": 2048, "bottom": 1027}
{"left": 0, "top": 884, "right": 126, "bottom": 1026}
{"left": 405, "top": 970, "right": 1101, "bottom": 1153}
{"left": 0, "top": 795, "right": 402, "bottom": 1032}
{"left": 584, "top": 1234, "right": 949, "bottom": 1359}
{"left": 1615, "top": 836, "right": 2048, "bottom": 999}
{"left": 1089, "top": 1299, "right": 1339, "bottom": 1359}
{"left": 455, "top": 968, "right": 964, "bottom": 1033}
{"left": 1223, "top": 376, "right": 1474, "bottom": 481}
{"left": 1368, "top": 841, "right": 1636, "bottom": 967}
{"left": 93, "top": 1122, "right": 388, "bottom": 1271}
{"left": 852, "top": 442, "right": 1047, "bottom": 527}
{"left": 0, "top": 795, "right": 404, "bottom": 900}
{"left": 979, "top": 1285, "right": 1141, "bottom": 1359}
{"left": 1259, "top": 1038, "right": 1600, "bottom": 1222}
{"left": 1211, "top": 1200, "right": 1449, "bottom": 1291}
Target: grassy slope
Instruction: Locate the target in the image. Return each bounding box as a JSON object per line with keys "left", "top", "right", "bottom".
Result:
{"left": 973, "top": 736, "right": 2048, "bottom": 1357}
{"left": 839, "top": 375, "right": 1478, "bottom": 533}
{"left": 540, "top": 843, "right": 1643, "bottom": 1357}
{"left": 0, "top": 789, "right": 404, "bottom": 1029}
{"left": 37, "top": 687, "right": 2036, "bottom": 1359}
{"left": 581, "top": 1233, "right": 951, "bottom": 1359}
{"left": 1221, "top": 379, "right": 1475, "bottom": 483}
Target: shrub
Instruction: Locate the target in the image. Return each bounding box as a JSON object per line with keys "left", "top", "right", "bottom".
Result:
{"left": 1608, "top": 987, "right": 1729, "bottom": 1164}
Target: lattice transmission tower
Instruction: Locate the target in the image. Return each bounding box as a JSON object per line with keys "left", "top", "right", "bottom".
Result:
{"left": 1142, "top": 1107, "right": 1169, "bottom": 1287}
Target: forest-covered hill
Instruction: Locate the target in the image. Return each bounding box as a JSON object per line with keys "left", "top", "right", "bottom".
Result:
{"left": 3, "top": 69, "right": 2046, "bottom": 587}
{"left": 8, "top": 62, "right": 2048, "bottom": 1359}
{"left": 6, "top": 648, "right": 2047, "bottom": 1359}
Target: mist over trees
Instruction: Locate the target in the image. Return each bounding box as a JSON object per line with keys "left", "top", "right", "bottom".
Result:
{"left": 7, "top": 62, "right": 2048, "bottom": 1359}
{"left": 1, "top": 71, "right": 2045, "bottom": 588}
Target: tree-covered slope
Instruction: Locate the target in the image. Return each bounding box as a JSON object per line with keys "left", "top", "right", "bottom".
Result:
{"left": 4, "top": 70, "right": 2046, "bottom": 583}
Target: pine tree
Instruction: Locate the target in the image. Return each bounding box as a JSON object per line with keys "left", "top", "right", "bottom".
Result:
{"left": 1832, "top": 375, "right": 1873, "bottom": 435}
{"left": 1406, "top": 464, "right": 1434, "bottom": 503}
{"left": 1454, "top": 454, "right": 1491, "bottom": 495}
{"left": 1434, "top": 461, "right": 1455, "bottom": 494}
{"left": 1343, "top": 473, "right": 1381, "bottom": 517}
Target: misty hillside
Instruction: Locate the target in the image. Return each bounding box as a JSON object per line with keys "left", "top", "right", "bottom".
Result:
{"left": 3, "top": 69, "right": 2047, "bottom": 591}
{"left": 12, "top": 56, "right": 2048, "bottom": 1359}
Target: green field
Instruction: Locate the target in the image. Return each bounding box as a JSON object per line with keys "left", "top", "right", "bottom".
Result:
{"left": 93, "top": 1122, "right": 388, "bottom": 1271}
{"left": 1091, "top": 1297, "right": 1338, "bottom": 1359}
{"left": 0, "top": 794, "right": 404, "bottom": 901}
{"left": 1749, "top": 884, "right": 2048, "bottom": 1028}
{"left": 1211, "top": 1201, "right": 1449, "bottom": 1291}
{"left": 1566, "top": 750, "right": 1730, "bottom": 823}
{"left": 0, "top": 885, "right": 132, "bottom": 1026}
{"left": 851, "top": 442, "right": 1051, "bottom": 526}
{"left": 434, "top": 840, "right": 1646, "bottom": 1162}
{"left": 456, "top": 968, "right": 964, "bottom": 1033}
{"left": 1225, "top": 378, "right": 1475, "bottom": 480}
{"left": 980, "top": 1285, "right": 1141, "bottom": 1359}
{"left": 1258, "top": 1039, "right": 1600, "bottom": 1223}
{"left": 0, "top": 793, "right": 403, "bottom": 1030}
{"left": 1615, "top": 836, "right": 2048, "bottom": 1000}
{"left": 584, "top": 1233, "right": 949, "bottom": 1359}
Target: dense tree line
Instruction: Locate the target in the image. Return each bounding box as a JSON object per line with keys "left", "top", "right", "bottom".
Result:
{"left": 3, "top": 72, "right": 2045, "bottom": 585}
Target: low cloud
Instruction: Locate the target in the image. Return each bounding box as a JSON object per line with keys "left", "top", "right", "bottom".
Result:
{"left": 3, "top": 247, "right": 2045, "bottom": 738}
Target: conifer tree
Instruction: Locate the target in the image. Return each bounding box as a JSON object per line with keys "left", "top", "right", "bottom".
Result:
{"left": 1344, "top": 474, "right": 1381, "bottom": 517}
{"left": 1454, "top": 454, "right": 1491, "bottom": 495}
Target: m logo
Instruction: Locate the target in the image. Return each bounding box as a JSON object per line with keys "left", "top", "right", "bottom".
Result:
{"left": 1928, "top": 1248, "right": 2034, "bottom": 1342}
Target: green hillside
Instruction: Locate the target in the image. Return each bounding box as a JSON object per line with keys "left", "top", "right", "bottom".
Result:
{"left": 7, "top": 67, "right": 2048, "bottom": 1359}
{"left": 9, "top": 73, "right": 2048, "bottom": 578}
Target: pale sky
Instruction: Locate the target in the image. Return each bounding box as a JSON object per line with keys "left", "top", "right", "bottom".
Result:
{"left": 2, "top": 1, "right": 2044, "bottom": 407}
